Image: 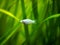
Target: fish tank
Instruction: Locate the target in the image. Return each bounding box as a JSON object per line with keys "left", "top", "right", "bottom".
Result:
{"left": 0, "top": 0, "right": 60, "bottom": 45}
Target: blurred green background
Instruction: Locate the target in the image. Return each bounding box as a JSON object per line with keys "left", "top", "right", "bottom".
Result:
{"left": 0, "top": 0, "right": 60, "bottom": 45}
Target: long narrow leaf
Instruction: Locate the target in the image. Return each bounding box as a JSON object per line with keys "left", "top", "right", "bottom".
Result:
{"left": 0, "top": 9, "right": 19, "bottom": 21}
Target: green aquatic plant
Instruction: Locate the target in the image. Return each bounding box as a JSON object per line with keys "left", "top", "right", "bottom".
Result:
{"left": 0, "top": 0, "right": 60, "bottom": 45}
{"left": 0, "top": 9, "right": 19, "bottom": 21}
{"left": 42, "top": 14, "right": 60, "bottom": 23}
{"left": 0, "top": 8, "right": 60, "bottom": 45}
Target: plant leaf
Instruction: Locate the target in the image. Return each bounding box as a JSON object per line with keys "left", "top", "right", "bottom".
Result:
{"left": 41, "top": 14, "right": 60, "bottom": 23}
{"left": 0, "top": 9, "right": 19, "bottom": 21}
